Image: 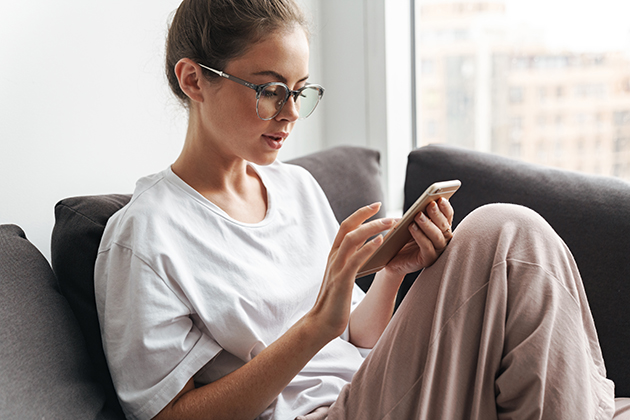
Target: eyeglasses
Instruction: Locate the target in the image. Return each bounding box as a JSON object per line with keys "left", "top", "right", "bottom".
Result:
{"left": 198, "top": 63, "right": 324, "bottom": 121}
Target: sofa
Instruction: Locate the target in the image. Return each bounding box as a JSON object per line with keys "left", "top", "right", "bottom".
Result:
{"left": 1, "top": 144, "right": 628, "bottom": 419}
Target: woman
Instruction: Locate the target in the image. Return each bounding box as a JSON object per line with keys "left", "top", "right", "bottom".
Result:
{"left": 94, "top": 1, "right": 618, "bottom": 419}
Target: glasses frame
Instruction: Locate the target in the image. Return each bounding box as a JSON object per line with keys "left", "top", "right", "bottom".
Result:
{"left": 197, "top": 63, "right": 324, "bottom": 121}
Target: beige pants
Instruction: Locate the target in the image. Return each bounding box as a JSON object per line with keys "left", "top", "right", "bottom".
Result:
{"left": 326, "top": 204, "right": 618, "bottom": 420}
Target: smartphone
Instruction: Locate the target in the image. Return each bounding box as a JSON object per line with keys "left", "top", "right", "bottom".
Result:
{"left": 356, "top": 180, "right": 461, "bottom": 278}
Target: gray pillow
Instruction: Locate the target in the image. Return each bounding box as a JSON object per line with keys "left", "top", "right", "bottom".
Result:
{"left": 50, "top": 146, "right": 385, "bottom": 415}
{"left": 0, "top": 224, "right": 117, "bottom": 419}
{"left": 52, "top": 195, "right": 131, "bottom": 418}
{"left": 288, "top": 145, "right": 386, "bottom": 222}
{"left": 403, "top": 143, "right": 630, "bottom": 397}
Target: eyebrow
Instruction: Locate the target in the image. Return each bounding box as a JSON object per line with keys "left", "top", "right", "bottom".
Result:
{"left": 252, "top": 70, "right": 310, "bottom": 85}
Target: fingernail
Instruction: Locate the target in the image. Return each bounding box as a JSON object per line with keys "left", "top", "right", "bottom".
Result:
{"left": 368, "top": 202, "right": 381, "bottom": 210}
{"left": 410, "top": 222, "right": 419, "bottom": 231}
{"left": 418, "top": 212, "right": 427, "bottom": 222}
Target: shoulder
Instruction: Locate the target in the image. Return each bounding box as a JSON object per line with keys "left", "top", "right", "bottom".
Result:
{"left": 98, "top": 168, "right": 188, "bottom": 254}
{"left": 255, "top": 159, "right": 324, "bottom": 197}
{"left": 255, "top": 160, "right": 333, "bottom": 213}
{"left": 258, "top": 159, "right": 315, "bottom": 182}
{"left": 255, "top": 160, "right": 339, "bottom": 237}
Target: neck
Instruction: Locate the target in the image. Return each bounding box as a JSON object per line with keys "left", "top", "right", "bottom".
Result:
{"left": 171, "top": 111, "right": 269, "bottom": 223}
{"left": 172, "top": 111, "right": 250, "bottom": 195}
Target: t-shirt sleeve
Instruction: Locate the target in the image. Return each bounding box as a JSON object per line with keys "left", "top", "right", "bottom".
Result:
{"left": 95, "top": 244, "right": 222, "bottom": 420}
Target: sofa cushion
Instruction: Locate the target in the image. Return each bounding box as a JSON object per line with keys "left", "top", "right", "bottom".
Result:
{"left": 288, "top": 145, "right": 386, "bottom": 222}
{"left": 50, "top": 146, "right": 385, "bottom": 414}
{"left": 0, "top": 224, "right": 118, "bottom": 419}
{"left": 51, "top": 194, "right": 131, "bottom": 418}
{"left": 403, "top": 144, "right": 630, "bottom": 397}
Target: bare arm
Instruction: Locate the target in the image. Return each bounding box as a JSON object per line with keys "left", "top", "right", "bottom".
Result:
{"left": 154, "top": 315, "right": 326, "bottom": 420}
{"left": 348, "top": 198, "right": 454, "bottom": 349}
{"left": 154, "top": 204, "right": 391, "bottom": 420}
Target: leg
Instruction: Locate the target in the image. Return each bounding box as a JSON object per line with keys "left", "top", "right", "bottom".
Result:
{"left": 328, "top": 203, "right": 615, "bottom": 420}
{"left": 615, "top": 399, "right": 630, "bottom": 419}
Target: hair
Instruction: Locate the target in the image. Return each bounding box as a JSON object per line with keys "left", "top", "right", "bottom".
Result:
{"left": 165, "top": 0, "right": 309, "bottom": 106}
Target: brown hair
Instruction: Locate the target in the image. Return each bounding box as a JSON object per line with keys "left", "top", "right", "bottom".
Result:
{"left": 165, "top": 0, "right": 309, "bottom": 105}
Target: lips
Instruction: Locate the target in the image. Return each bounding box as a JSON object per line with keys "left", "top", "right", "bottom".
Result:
{"left": 262, "top": 132, "right": 289, "bottom": 150}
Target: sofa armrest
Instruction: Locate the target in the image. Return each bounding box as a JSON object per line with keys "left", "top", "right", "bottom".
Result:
{"left": 1, "top": 224, "right": 121, "bottom": 419}
{"left": 403, "top": 144, "right": 630, "bottom": 397}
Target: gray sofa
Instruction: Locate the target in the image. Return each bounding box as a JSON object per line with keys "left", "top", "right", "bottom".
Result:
{"left": 1, "top": 145, "right": 628, "bottom": 419}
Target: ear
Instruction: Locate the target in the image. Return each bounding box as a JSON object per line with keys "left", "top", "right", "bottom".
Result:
{"left": 175, "top": 58, "right": 205, "bottom": 103}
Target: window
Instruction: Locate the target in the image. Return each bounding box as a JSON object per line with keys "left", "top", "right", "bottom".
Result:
{"left": 509, "top": 87, "right": 524, "bottom": 104}
{"left": 413, "top": 0, "right": 630, "bottom": 181}
{"left": 556, "top": 86, "right": 565, "bottom": 99}
{"left": 614, "top": 111, "right": 630, "bottom": 126}
{"left": 426, "top": 120, "right": 438, "bottom": 138}
{"left": 421, "top": 59, "right": 435, "bottom": 75}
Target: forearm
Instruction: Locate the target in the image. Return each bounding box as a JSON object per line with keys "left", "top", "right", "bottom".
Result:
{"left": 348, "top": 268, "right": 405, "bottom": 349}
{"left": 155, "top": 205, "right": 396, "bottom": 419}
{"left": 154, "top": 315, "right": 327, "bottom": 420}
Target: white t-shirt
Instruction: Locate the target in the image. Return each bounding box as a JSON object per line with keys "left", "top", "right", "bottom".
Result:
{"left": 94, "top": 161, "right": 368, "bottom": 420}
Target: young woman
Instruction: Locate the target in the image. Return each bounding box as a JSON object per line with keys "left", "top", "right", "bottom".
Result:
{"left": 94, "top": 1, "right": 619, "bottom": 419}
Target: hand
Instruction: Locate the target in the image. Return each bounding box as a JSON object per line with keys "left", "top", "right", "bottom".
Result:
{"left": 385, "top": 198, "right": 454, "bottom": 277}
{"left": 307, "top": 203, "right": 396, "bottom": 343}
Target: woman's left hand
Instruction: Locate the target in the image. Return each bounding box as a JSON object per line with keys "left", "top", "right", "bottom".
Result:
{"left": 384, "top": 197, "right": 454, "bottom": 277}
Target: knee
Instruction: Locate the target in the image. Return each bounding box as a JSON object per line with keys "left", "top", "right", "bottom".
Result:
{"left": 453, "top": 203, "right": 566, "bottom": 256}
{"left": 452, "top": 203, "right": 570, "bottom": 269}
{"left": 456, "top": 203, "right": 552, "bottom": 238}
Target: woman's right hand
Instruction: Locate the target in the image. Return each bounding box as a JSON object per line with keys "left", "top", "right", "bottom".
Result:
{"left": 306, "top": 203, "right": 395, "bottom": 343}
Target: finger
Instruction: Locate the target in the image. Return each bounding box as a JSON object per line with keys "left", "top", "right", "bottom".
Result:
{"left": 350, "top": 233, "right": 384, "bottom": 270}
{"left": 425, "top": 201, "right": 451, "bottom": 236}
{"left": 408, "top": 221, "right": 434, "bottom": 252}
{"left": 437, "top": 197, "right": 454, "bottom": 225}
{"left": 414, "top": 210, "right": 450, "bottom": 250}
{"left": 325, "top": 230, "right": 385, "bottom": 286}
{"left": 337, "top": 217, "right": 395, "bottom": 258}
{"left": 408, "top": 221, "right": 438, "bottom": 263}
{"left": 332, "top": 202, "right": 382, "bottom": 249}
{"left": 435, "top": 198, "right": 454, "bottom": 241}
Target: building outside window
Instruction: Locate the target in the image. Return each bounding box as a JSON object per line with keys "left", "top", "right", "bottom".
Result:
{"left": 413, "top": 0, "right": 630, "bottom": 181}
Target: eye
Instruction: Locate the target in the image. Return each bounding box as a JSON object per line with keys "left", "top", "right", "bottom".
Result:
{"left": 261, "top": 85, "right": 284, "bottom": 99}
{"left": 262, "top": 89, "right": 278, "bottom": 98}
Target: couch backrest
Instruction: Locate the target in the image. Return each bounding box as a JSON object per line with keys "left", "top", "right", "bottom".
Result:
{"left": 0, "top": 224, "right": 119, "bottom": 419}
{"left": 404, "top": 144, "right": 630, "bottom": 397}
{"left": 50, "top": 146, "right": 385, "bottom": 414}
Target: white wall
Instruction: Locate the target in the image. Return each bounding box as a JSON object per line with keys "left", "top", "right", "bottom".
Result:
{"left": 0, "top": 0, "right": 411, "bottom": 260}
{"left": 1, "top": 1, "right": 187, "bottom": 259}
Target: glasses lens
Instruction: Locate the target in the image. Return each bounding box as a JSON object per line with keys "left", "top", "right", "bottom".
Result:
{"left": 257, "top": 84, "right": 323, "bottom": 120}
{"left": 296, "top": 86, "right": 322, "bottom": 119}
{"left": 257, "top": 84, "right": 288, "bottom": 120}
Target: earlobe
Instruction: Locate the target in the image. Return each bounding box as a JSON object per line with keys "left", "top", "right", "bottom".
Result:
{"left": 175, "top": 58, "right": 205, "bottom": 103}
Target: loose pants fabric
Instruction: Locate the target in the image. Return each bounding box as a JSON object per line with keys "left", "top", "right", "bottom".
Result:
{"left": 327, "top": 203, "right": 616, "bottom": 420}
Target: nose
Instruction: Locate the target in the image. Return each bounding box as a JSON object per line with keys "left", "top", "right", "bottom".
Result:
{"left": 275, "top": 95, "right": 300, "bottom": 122}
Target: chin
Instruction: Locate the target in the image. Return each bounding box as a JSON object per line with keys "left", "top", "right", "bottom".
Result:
{"left": 250, "top": 151, "right": 279, "bottom": 166}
